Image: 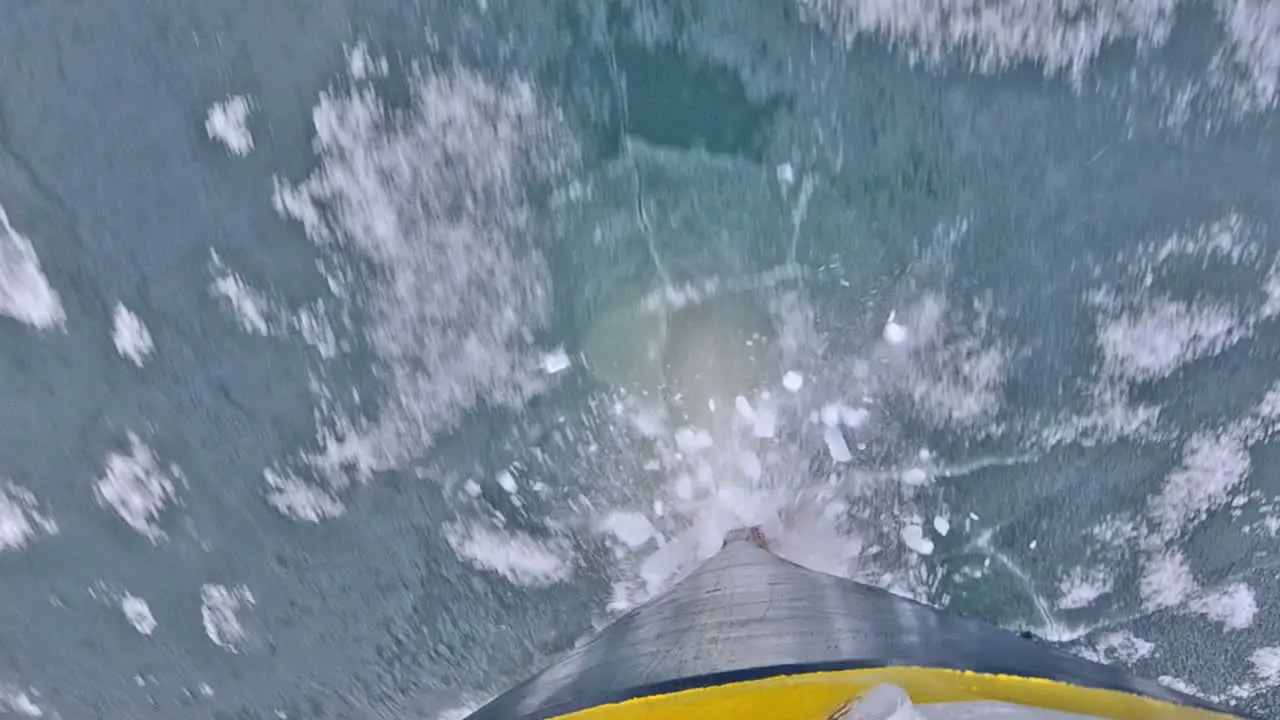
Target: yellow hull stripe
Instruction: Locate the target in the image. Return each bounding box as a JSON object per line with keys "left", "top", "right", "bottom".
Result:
{"left": 551, "top": 666, "right": 1234, "bottom": 720}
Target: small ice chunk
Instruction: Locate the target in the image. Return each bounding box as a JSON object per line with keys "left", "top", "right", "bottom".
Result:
{"left": 782, "top": 370, "right": 804, "bottom": 392}
{"left": 1029, "top": 540, "right": 1038, "bottom": 550}
{"left": 541, "top": 348, "right": 570, "bottom": 374}
{"left": 969, "top": 512, "right": 979, "bottom": 521}
{"left": 933, "top": 516, "right": 950, "bottom": 537}
{"left": 840, "top": 406, "right": 870, "bottom": 428}
{"left": 900, "top": 524, "right": 934, "bottom": 555}
{"left": 496, "top": 471, "right": 518, "bottom": 494}
{"left": 900, "top": 468, "right": 929, "bottom": 486}
{"left": 820, "top": 404, "right": 842, "bottom": 427}
{"left": 695, "top": 462, "right": 715, "bottom": 489}
{"left": 674, "top": 427, "right": 713, "bottom": 454}
{"left": 824, "top": 426, "right": 853, "bottom": 464}
{"left": 121, "top": 594, "right": 157, "bottom": 636}
{"left": 652, "top": 500, "right": 665, "bottom": 517}
{"left": 737, "top": 452, "right": 762, "bottom": 480}
{"left": 776, "top": 162, "right": 794, "bottom": 186}
{"left": 734, "top": 395, "right": 755, "bottom": 420}
{"left": 601, "top": 511, "right": 655, "bottom": 549}
{"left": 674, "top": 474, "right": 694, "bottom": 500}
{"left": 462, "top": 480, "right": 482, "bottom": 498}
{"left": 883, "top": 312, "right": 908, "bottom": 345}
{"left": 752, "top": 406, "right": 777, "bottom": 439}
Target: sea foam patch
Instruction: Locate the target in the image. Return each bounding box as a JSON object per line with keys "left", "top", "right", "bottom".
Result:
{"left": 266, "top": 58, "right": 574, "bottom": 506}
{"left": 795, "top": 0, "right": 1179, "bottom": 81}
{"left": 797, "top": 0, "right": 1280, "bottom": 113}
{"left": 443, "top": 521, "right": 573, "bottom": 588}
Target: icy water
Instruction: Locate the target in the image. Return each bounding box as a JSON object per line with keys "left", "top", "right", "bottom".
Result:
{"left": 4, "top": 1, "right": 1280, "bottom": 718}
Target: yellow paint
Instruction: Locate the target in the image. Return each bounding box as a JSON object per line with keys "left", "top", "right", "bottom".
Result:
{"left": 550, "top": 666, "right": 1236, "bottom": 720}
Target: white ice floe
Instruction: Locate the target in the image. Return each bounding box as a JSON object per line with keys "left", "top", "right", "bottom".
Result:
{"left": 205, "top": 95, "right": 255, "bottom": 156}
{"left": 0, "top": 684, "right": 43, "bottom": 717}
{"left": 0, "top": 202, "right": 64, "bottom": 331}
{"left": 121, "top": 593, "right": 157, "bottom": 636}
{"left": 111, "top": 302, "right": 154, "bottom": 367}
{"left": 94, "top": 433, "right": 180, "bottom": 543}
{"left": 0, "top": 483, "right": 57, "bottom": 554}
{"left": 200, "top": 584, "right": 256, "bottom": 653}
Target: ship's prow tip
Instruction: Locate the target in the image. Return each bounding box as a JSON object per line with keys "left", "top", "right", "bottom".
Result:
{"left": 723, "top": 525, "right": 770, "bottom": 549}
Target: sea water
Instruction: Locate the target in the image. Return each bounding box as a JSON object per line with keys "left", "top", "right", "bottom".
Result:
{"left": 2, "top": 1, "right": 1280, "bottom": 718}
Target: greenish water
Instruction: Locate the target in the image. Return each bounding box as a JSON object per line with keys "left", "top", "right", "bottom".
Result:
{"left": 1, "top": 1, "right": 1279, "bottom": 718}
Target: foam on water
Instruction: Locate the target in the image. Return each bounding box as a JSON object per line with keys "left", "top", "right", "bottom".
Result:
{"left": 1056, "top": 566, "right": 1114, "bottom": 611}
{"left": 231, "top": 35, "right": 1280, "bottom": 711}
{"left": 0, "top": 202, "right": 64, "bottom": 331}
{"left": 249, "top": 57, "right": 1004, "bottom": 627}
{"left": 561, "top": 274, "right": 1001, "bottom": 611}
{"left": 1189, "top": 582, "right": 1258, "bottom": 631}
{"left": 207, "top": 250, "right": 273, "bottom": 336}
{"left": 443, "top": 521, "right": 574, "bottom": 588}
{"left": 797, "top": 0, "right": 1280, "bottom": 111}
{"left": 1219, "top": 0, "right": 1280, "bottom": 108}
{"left": 796, "top": 0, "right": 1179, "bottom": 81}
{"left": 269, "top": 57, "right": 574, "bottom": 496}
{"left": 1077, "top": 631, "right": 1156, "bottom": 665}
{"left": 263, "top": 467, "right": 346, "bottom": 522}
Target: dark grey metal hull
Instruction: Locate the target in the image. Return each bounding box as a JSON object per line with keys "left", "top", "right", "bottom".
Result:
{"left": 466, "top": 529, "right": 1235, "bottom": 720}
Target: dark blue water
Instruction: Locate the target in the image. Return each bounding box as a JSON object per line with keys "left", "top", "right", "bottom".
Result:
{"left": 2, "top": 1, "right": 1280, "bottom": 718}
